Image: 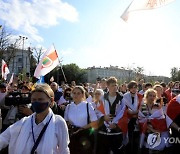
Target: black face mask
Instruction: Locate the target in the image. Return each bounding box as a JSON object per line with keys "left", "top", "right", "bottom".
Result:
{"left": 32, "top": 101, "right": 49, "bottom": 114}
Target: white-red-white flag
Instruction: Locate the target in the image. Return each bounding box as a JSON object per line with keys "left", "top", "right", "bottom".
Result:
{"left": 8, "top": 73, "right": 14, "bottom": 85}
{"left": 121, "top": 0, "right": 175, "bottom": 21}
{"left": 1, "top": 59, "right": 10, "bottom": 80}
{"left": 34, "top": 45, "right": 60, "bottom": 79}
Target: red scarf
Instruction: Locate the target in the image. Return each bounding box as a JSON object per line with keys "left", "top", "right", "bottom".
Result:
{"left": 167, "top": 97, "right": 180, "bottom": 120}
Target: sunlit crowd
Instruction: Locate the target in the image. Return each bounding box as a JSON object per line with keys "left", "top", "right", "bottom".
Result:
{"left": 0, "top": 77, "right": 180, "bottom": 154}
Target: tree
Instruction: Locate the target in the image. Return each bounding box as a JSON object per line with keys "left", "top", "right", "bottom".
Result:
{"left": 0, "top": 25, "right": 18, "bottom": 64}
{"left": 0, "top": 25, "right": 12, "bottom": 54}
{"left": 32, "top": 47, "right": 44, "bottom": 64}
{"left": 45, "top": 63, "right": 87, "bottom": 85}
{"left": 133, "top": 66, "right": 144, "bottom": 81}
{"left": 171, "top": 67, "right": 180, "bottom": 81}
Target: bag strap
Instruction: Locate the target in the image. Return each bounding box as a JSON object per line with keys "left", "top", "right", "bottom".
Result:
{"left": 87, "top": 103, "right": 90, "bottom": 124}
{"left": 31, "top": 115, "right": 53, "bottom": 154}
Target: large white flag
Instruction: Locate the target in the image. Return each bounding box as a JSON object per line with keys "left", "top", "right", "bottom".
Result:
{"left": 1, "top": 59, "right": 10, "bottom": 80}
{"left": 34, "top": 45, "right": 60, "bottom": 79}
{"left": 121, "top": 0, "right": 175, "bottom": 21}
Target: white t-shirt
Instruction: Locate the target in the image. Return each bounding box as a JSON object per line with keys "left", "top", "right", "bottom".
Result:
{"left": 108, "top": 95, "right": 116, "bottom": 106}
{"left": 64, "top": 101, "right": 97, "bottom": 127}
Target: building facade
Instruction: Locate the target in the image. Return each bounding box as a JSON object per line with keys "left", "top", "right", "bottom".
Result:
{"left": 2, "top": 46, "right": 31, "bottom": 75}
{"left": 86, "top": 66, "right": 135, "bottom": 83}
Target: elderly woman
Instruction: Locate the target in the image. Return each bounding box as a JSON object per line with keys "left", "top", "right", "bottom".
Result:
{"left": 138, "top": 89, "right": 173, "bottom": 153}
{"left": 0, "top": 84, "right": 70, "bottom": 154}
{"left": 64, "top": 86, "right": 98, "bottom": 154}
{"left": 92, "top": 89, "right": 105, "bottom": 118}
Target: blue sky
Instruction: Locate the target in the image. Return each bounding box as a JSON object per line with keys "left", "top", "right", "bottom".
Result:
{"left": 0, "top": 0, "right": 180, "bottom": 77}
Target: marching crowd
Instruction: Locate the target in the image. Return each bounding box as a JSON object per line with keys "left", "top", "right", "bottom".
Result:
{"left": 0, "top": 77, "right": 180, "bottom": 154}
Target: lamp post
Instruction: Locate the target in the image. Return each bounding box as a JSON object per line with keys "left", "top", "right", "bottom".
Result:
{"left": 19, "top": 36, "right": 28, "bottom": 72}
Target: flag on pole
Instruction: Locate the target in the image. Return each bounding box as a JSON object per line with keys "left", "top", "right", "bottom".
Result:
{"left": 8, "top": 73, "right": 14, "bottom": 85}
{"left": 1, "top": 59, "right": 10, "bottom": 80}
{"left": 34, "top": 45, "right": 60, "bottom": 79}
{"left": 121, "top": 0, "right": 175, "bottom": 21}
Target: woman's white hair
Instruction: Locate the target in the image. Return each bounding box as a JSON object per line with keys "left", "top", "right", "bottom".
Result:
{"left": 95, "top": 89, "right": 104, "bottom": 96}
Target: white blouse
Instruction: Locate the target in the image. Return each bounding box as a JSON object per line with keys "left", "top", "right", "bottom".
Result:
{"left": 64, "top": 101, "right": 98, "bottom": 127}
{"left": 0, "top": 110, "right": 70, "bottom": 154}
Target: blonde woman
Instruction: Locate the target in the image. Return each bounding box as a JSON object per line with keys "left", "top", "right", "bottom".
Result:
{"left": 64, "top": 86, "right": 98, "bottom": 154}
{"left": 138, "top": 89, "right": 172, "bottom": 153}
{"left": 0, "top": 84, "right": 70, "bottom": 154}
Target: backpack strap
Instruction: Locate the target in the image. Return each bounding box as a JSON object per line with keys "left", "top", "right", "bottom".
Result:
{"left": 87, "top": 102, "right": 90, "bottom": 124}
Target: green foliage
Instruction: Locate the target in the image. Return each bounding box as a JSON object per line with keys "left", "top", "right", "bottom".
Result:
{"left": 171, "top": 67, "right": 180, "bottom": 81}
{"left": 45, "top": 63, "right": 87, "bottom": 85}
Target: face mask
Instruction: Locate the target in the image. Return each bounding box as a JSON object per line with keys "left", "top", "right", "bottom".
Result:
{"left": 32, "top": 101, "right": 49, "bottom": 114}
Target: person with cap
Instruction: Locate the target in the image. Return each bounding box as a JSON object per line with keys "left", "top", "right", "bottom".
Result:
{"left": 0, "top": 84, "right": 70, "bottom": 154}
{"left": 138, "top": 89, "right": 173, "bottom": 153}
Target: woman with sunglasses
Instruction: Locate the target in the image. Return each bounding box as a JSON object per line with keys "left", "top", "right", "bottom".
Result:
{"left": 0, "top": 84, "right": 70, "bottom": 154}
{"left": 64, "top": 86, "right": 98, "bottom": 154}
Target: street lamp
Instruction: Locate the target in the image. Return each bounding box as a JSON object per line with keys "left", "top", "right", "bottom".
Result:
{"left": 19, "top": 36, "right": 28, "bottom": 71}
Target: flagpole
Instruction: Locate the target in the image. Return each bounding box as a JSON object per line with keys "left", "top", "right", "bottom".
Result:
{"left": 52, "top": 44, "right": 67, "bottom": 83}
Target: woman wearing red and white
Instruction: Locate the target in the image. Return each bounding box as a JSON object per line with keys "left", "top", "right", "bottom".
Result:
{"left": 138, "top": 89, "right": 173, "bottom": 153}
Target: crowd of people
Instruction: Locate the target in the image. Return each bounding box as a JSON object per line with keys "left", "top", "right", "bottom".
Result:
{"left": 0, "top": 77, "right": 179, "bottom": 154}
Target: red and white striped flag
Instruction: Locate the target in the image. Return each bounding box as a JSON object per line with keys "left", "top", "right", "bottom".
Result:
{"left": 34, "top": 45, "right": 60, "bottom": 79}
{"left": 121, "top": 0, "right": 175, "bottom": 21}
{"left": 1, "top": 59, "right": 10, "bottom": 80}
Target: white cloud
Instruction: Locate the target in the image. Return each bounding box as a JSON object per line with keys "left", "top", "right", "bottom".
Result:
{"left": 0, "top": 0, "right": 78, "bottom": 42}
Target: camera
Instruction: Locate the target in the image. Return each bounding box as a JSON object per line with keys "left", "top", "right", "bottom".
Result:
{"left": 5, "top": 91, "right": 31, "bottom": 106}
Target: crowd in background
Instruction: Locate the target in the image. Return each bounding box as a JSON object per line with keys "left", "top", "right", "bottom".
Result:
{"left": 0, "top": 77, "right": 180, "bottom": 154}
